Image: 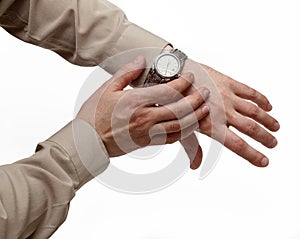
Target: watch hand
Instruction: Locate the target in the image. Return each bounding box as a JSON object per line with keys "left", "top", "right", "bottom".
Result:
{"left": 165, "top": 60, "right": 171, "bottom": 75}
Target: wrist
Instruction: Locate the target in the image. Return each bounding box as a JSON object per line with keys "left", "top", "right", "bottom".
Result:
{"left": 129, "top": 44, "right": 174, "bottom": 88}
{"left": 143, "top": 47, "right": 188, "bottom": 87}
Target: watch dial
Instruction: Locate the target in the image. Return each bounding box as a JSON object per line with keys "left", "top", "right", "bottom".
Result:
{"left": 156, "top": 54, "right": 180, "bottom": 77}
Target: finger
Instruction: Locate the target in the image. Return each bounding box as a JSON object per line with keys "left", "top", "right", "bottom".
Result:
{"left": 223, "top": 129, "right": 270, "bottom": 167}
{"left": 180, "top": 133, "right": 203, "bottom": 170}
{"left": 229, "top": 112, "right": 278, "bottom": 148}
{"left": 150, "top": 122, "right": 200, "bottom": 145}
{"left": 234, "top": 99, "right": 280, "bottom": 132}
{"left": 109, "top": 55, "right": 146, "bottom": 91}
{"left": 140, "top": 73, "right": 195, "bottom": 105}
{"left": 151, "top": 87, "right": 210, "bottom": 122}
{"left": 150, "top": 104, "right": 209, "bottom": 135}
{"left": 231, "top": 80, "right": 272, "bottom": 112}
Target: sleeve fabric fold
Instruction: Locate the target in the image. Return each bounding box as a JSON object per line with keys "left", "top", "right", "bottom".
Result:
{"left": 0, "top": 0, "right": 169, "bottom": 237}
{"left": 0, "top": 0, "right": 168, "bottom": 68}
{"left": 0, "top": 120, "right": 110, "bottom": 238}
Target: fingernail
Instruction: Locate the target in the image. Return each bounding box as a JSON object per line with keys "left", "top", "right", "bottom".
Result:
{"left": 267, "top": 103, "right": 272, "bottom": 111}
{"left": 271, "top": 138, "right": 278, "bottom": 148}
{"left": 261, "top": 157, "right": 269, "bottom": 167}
{"left": 273, "top": 122, "right": 280, "bottom": 131}
{"left": 202, "top": 89, "right": 210, "bottom": 99}
{"left": 190, "top": 160, "right": 196, "bottom": 169}
{"left": 201, "top": 105, "right": 209, "bottom": 114}
{"left": 184, "top": 73, "right": 194, "bottom": 81}
{"left": 134, "top": 55, "right": 143, "bottom": 64}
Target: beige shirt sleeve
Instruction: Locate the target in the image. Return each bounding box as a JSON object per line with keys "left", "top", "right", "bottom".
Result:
{"left": 0, "top": 120, "right": 110, "bottom": 239}
{"left": 0, "top": 0, "right": 168, "bottom": 69}
{"left": 0, "top": 0, "right": 168, "bottom": 237}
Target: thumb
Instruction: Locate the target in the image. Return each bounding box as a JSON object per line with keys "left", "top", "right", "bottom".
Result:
{"left": 110, "top": 55, "right": 146, "bottom": 91}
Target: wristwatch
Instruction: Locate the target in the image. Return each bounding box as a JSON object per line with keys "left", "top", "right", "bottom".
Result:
{"left": 143, "top": 48, "right": 188, "bottom": 87}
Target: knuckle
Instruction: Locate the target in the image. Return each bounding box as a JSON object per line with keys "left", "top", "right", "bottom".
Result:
{"left": 168, "top": 122, "right": 181, "bottom": 132}
{"left": 245, "top": 122, "right": 259, "bottom": 135}
{"left": 141, "top": 138, "right": 151, "bottom": 147}
{"left": 126, "top": 95, "right": 138, "bottom": 107}
{"left": 168, "top": 82, "right": 186, "bottom": 96}
{"left": 166, "top": 134, "right": 179, "bottom": 144}
{"left": 182, "top": 72, "right": 193, "bottom": 81}
{"left": 248, "top": 88, "right": 257, "bottom": 99}
{"left": 248, "top": 105, "right": 259, "bottom": 117}
{"left": 131, "top": 111, "right": 151, "bottom": 128}
{"left": 168, "top": 90, "right": 181, "bottom": 100}
{"left": 232, "top": 137, "right": 246, "bottom": 152}
{"left": 219, "top": 88, "right": 233, "bottom": 101}
{"left": 225, "top": 77, "right": 235, "bottom": 88}
{"left": 173, "top": 107, "right": 184, "bottom": 118}
{"left": 226, "top": 110, "right": 237, "bottom": 123}
{"left": 126, "top": 93, "right": 141, "bottom": 108}
{"left": 193, "top": 92, "right": 203, "bottom": 104}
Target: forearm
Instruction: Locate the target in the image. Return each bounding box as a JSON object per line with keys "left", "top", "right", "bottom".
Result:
{"left": 0, "top": 120, "right": 109, "bottom": 238}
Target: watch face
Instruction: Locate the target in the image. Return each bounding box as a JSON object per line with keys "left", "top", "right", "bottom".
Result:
{"left": 155, "top": 53, "right": 180, "bottom": 78}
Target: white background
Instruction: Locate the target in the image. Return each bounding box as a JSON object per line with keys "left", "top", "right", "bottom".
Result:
{"left": 1, "top": 0, "right": 299, "bottom": 238}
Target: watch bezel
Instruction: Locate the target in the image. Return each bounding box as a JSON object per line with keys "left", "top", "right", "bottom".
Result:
{"left": 154, "top": 52, "right": 181, "bottom": 79}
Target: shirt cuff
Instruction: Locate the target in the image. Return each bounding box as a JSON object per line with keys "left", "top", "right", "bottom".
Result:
{"left": 101, "top": 23, "right": 170, "bottom": 87}
{"left": 47, "top": 119, "right": 110, "bottom": 190}
{"left": 115, "top": 23, "right": 168, "bottom": 55}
